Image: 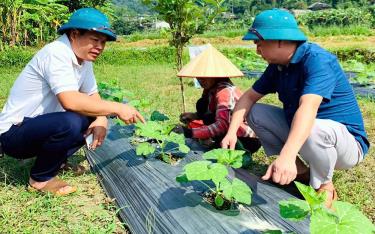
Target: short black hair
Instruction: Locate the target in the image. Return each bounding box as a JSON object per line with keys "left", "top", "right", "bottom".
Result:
{"left": 66, "top": 28, "right": 89, "bottom": 38}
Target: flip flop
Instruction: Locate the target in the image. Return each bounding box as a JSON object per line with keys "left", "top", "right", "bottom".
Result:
{"left": 28, "top": 177, "right": 77, "bottom": 196}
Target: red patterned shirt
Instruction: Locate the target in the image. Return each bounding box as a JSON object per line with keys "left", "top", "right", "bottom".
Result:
{"left": 192, "top": 81, "right": 254, "bottom": 139}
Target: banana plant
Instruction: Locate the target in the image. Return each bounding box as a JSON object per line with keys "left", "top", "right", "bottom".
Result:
{"left": 0, "top": 0, "right": 68, "bottom": 49}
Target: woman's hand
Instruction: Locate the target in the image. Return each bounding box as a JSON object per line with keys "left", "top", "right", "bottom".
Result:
{"left": 179, "top": 112, "right": 198, "bottom": 124}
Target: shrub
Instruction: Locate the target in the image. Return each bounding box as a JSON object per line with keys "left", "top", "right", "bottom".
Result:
{"left": 1, "top": 45, "right": 374, "bottom": 69}
{"left": 0, "top": 47, "right": 37, "bottom": 67}
{"left": 122, "top": 30, "right": 169, "bottom": 42}
{"left": 328, "top": 47, "right": 375, "bottom": 64}
{"left": 298, "top": 8, "right": 373, "bottom": 28}
{"left": 308, "top": 25, "right": 374, "bottom": 37}
{"left": 96, "top": 46, "right": 186, "bottom": 65}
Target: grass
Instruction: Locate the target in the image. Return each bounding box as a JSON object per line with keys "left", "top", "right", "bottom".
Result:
{"left": 0, "top": 67, "right": 127, "bottom": 233}
{"left": 0, "top": 151, "right": 126, "bottom": 233}
{"left": 306, "top": 25, "right": 374, "bottom": 37}
{"left": 0, "top": 52, "right": 374, "bottom": 232}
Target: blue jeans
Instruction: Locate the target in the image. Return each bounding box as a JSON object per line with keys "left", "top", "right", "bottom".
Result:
{"left": 0, "top": 112, "right": 93, "bottom": 182}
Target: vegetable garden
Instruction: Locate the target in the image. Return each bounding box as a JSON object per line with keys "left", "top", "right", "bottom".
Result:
{"left": 0, "top": 1, "right": 375, "bottom": 233}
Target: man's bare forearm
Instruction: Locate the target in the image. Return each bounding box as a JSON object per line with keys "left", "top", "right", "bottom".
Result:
{"left": 227, "top": 88, "right": 263, "bottom": 135}
{"left": 57, "top": 91, "right": 122, "bottom": 117}
{"left": 89, "top": 93, "right": 109, "bottom": 119}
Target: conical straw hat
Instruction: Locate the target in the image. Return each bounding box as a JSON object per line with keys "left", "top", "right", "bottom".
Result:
{"left": 177, "top": 45, "right": 244, "bottom": 78}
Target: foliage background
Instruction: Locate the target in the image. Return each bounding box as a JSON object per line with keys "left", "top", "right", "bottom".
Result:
{"left": 1, "top": 0, "right": 375, "bottom": 49}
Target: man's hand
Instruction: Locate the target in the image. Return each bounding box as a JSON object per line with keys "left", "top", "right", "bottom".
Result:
{"left": 84, "top": 116, "right": 108, "bottom": 150}
{"left": 262, "top": 156, "right": 297, "bottom": 185}
{"left": 117, "top": 103, "right": 145, "bottom": 124}
{"left": 180, "top": 112, "right": 198, "bottom": 124}
{"left": 221, "top": 133, "right": 237, "bottom": 150}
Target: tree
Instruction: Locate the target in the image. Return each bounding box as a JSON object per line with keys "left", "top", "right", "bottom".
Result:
{"left": 143, "top": 0, "right": 225, "bottom": 111}
{"left": 57, "top": 0, "right": 109, "bottom": 12}
{"left": 0, "top": 0, "right": 69, "bottom": 49}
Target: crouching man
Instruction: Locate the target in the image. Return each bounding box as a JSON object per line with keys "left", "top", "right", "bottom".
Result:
{"left": 221, "top": 9, "right": 369, "bottom": 208}
{"left": 0, "top": 8, "right": 144, "bottom": 196}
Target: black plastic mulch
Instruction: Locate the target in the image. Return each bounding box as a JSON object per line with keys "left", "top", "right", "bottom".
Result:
{"left": 85, "top": 123, "right": 309, "bottom": 233}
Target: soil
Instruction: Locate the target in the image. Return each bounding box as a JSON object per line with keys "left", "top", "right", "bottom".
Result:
{"left": 156, "top": 153, "right": 181, "bottom": 166}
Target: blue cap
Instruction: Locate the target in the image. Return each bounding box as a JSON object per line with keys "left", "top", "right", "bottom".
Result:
{"left": 243, "top": 9, "right": 307, "bottom": 41}
{"left": 58, "top": 8, "right": 116, "bottom": 41}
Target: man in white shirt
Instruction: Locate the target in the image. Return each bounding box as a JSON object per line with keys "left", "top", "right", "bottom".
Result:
{"left": 0, "top": 8, "right": 144, "bottom": 196}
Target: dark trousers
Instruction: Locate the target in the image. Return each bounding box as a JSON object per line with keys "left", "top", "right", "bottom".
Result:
{"left": 0, "top": 112, "right": 93, "bottom": 182}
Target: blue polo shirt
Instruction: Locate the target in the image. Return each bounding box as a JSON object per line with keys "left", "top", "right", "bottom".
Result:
{"left": 253, "top": 42, "right": 370, "bottom": 156}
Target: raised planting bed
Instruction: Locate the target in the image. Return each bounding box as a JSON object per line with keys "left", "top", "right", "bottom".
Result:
{"left": 85, "top": 121, "right": 309, "bottom": 233}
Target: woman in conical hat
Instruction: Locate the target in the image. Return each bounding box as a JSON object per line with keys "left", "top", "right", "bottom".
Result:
{"left": 176, "top": 45, "right": 261, "bottom": 155}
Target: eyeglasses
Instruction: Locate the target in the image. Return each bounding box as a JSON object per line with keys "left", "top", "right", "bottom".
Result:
{"left": 248, "top": 28, "right": 264, "bottom": 41}
{"left": 91, "top": 26, "right": 115, "bottom": 34}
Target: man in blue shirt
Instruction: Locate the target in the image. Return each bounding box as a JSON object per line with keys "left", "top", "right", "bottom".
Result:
{"left": 221, "top": 9, "right": 369, "bottom": 208}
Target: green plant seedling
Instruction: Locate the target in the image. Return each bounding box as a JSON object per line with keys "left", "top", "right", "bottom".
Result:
{"left": 176, "top": 160, "right": 252, "bottom": 209}
{"left": 98, "top": 81, "right": 135, "bottom": 102}
{"left": 128, "top": 99, "right": 151, "bottom": 110}
{"left": 202, "top": 148, "right": 246, "bottom": 168}
{"left": 133, "top": 121, "right": 190, "bottom": 164}
{"left": 278, "top": 182, "right": 375, "bottom": 234}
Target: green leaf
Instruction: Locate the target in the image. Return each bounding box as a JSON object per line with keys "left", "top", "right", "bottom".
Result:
{"left": 128, "top": 99, "right": 140, "bottom": 107}
{"left": 176, "top": 174, "right": 188, "bottom": 183}
{"left": 167, "top": 132, "right": 185, "bottom": 145}
{"left": 111, "top": 90, "right": 124, "bottom": 102}
{"left": 114, "top": 118, "right": 126, "bottom": 126}
{"left": 227, "top": 150, "right": 245, "bottom": 168}
{"left": 139, "top": 99, "right": 151, "bottom": 109}
{"left": 262, "top": 230, "right": 283, "bottom": 234}
{"left": 135, "top": 121, "right": 164, "bottom": 140}
{"left": 178, "top": 144, "right": 190, "bottom": 154}
{"left": 202, "top": 148, "right": 222, "bottom": 160}
{"left": 150, "top": 111, "right": 170, "bottom": 121}
{"left": 135, "top": 142, "right": 155, "bottom": 156}
{"left": 311, "top": 201, "right": 375, "bottom": 234}
{"left": 279, "top": 199, "right": 310, "bottom": 221}
{"left": 160, "top": 153, "right": 171, "bottom": 164}
{"left": 184, "top": 161, "right": 211, "bottom": 181}
{"left": 215, "top": 194, "right": 224, "bottom": 207}
{"left": 220, "top": 178, "right": 233, "bottom": 200}
{"left": 208, "top": 163, "right": 228, "bottom": 185}
{"left": 294, "top": 181, "right": 326, "bottom": 209}
{"left": 161, "top": 124, "right": 176, "bottom": 135}
{"left": 121, "top": 90, "right": 135, "bottom": 99}
{"left": 202, "top": 148, "right": 245, "bottom": 168}
{"left": 231, "top": 178, "right": 252, "bottom": 205}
